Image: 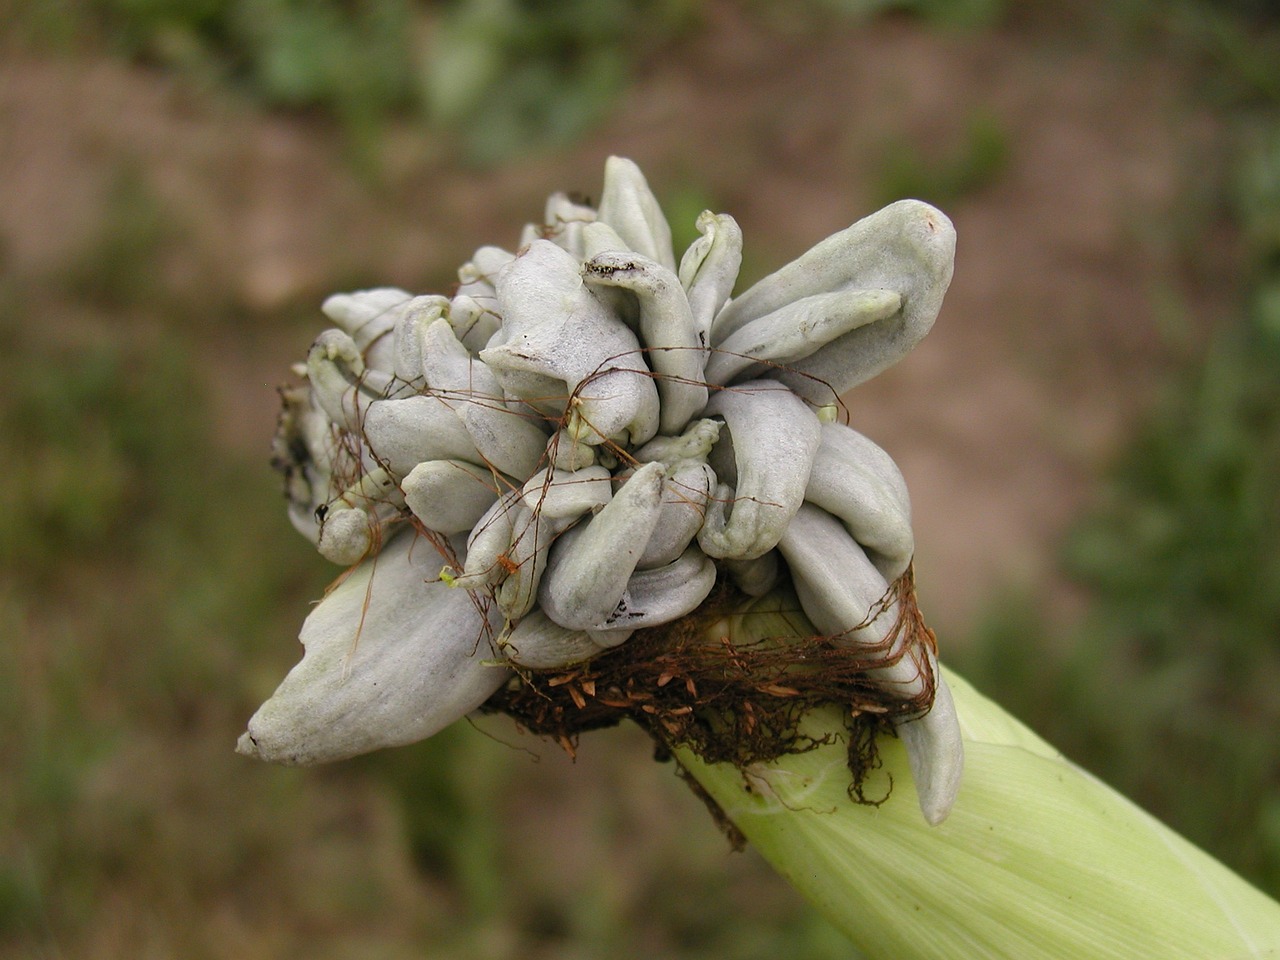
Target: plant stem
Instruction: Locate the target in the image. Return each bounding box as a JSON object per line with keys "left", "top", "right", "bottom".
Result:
{"left": 675, "top": 664, "right": 1280, "bottom": 959}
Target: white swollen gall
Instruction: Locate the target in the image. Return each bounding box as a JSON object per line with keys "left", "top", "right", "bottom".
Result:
{"left": 316, "top": 467, "right": 404, "bottom": 565}
{"left": 541, "top": 192, "right": 598, "bottom": 261}
{"left": 402, "top": 459, "right": 502, "bottom": 536}
{"left": 777, "top": 503, "right": 962, "bottom": 824}
{"left": 712, "top": 200, "right": 955, "bottom": 404}
{"left": 637, "top": 460, "right": 716, "bottom": 570}
{"left": 483, "top": 239, "right": 660, "bottom": 447}
{"left": 597, "top": 546, "right": 717, "bottom": 632}
{"left": 306, "top": 329, "right": 391, "bottom": 432}
{"left": 419, "top": 318, "right": 549, "bottom": 479}
{"left": 450, "top": 489, "right": 523, "bottom": 590}
{"left": 498, "top": 609, "right": 610, "bottom": 670}
{"left": 322, "top": 287, "right": 411, "bottom": 371}
{"left": 804, "top": 422, "right": 914, "bottom": 581}
{"left": 697, "top": 381, "right": 822, "bottom": 560}
{"left": 361, "top": 395, "right": 481, "bottom": 479}
{"left": 391, "top": 295, "right": 449, "bottom": 385}
{"left": 583, "top": 251, "right": 709, "bottom": 435}
{"left": 494, "top": 503, "right": 556, "bottom": 621}
{"left": 704, "top": 288, "right": 902, "bottom": 387}
{"left": 723, "top": 551, "right": 780, "bottom": 597}
{"left": 237, "top": 532, "right": 509, "bottom": 765}
{"left": 538, "top": 462, "right": 666, "bottom": 630}
{"left": 520, "top": 465, "right": 613, "bottom": 521}
{"left": 596, "top": 156, "right": 676, "bottom": 272}
{"left": 679, "top": 211, "right": 743, "bottom": 350}
{"left": 256, "top": 158, "right": 963, "bottom": 823}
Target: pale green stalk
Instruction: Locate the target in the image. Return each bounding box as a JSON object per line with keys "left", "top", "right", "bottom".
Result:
{"left": 677, "top": 597, "right": 1280, "bottom": 960}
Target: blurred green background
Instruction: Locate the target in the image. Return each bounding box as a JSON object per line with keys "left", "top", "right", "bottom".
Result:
{"left": 2, "top": 1, "right": 1279, "bottom": 956}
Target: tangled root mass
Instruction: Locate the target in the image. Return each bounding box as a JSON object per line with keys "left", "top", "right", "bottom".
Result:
{"left": 483, "top": 566, "right": 937, "bottom": 845}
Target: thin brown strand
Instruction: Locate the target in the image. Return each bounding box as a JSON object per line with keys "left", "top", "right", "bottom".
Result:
{"left": 483, "top": 566, "right": 938, "bottom": 831}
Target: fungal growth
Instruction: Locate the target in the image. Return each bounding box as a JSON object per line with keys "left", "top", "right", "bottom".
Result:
{"left": 241, "top": 157, "right": 963, "bottom": 825}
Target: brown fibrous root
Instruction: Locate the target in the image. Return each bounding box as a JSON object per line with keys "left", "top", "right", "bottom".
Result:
{"left": 482, "top": 565, "right": 938, "bottom": 846}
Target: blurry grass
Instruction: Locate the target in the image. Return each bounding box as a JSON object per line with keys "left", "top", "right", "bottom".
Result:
{"left": 13, "top": 0, "right": 700, "bottom": 169}
{"left": 803, "top": 0, "right": 1007, "bottom": 28}
{"left": 873, "top": 110, "right": 1010, "bottom": 208}
{"left": 956, "top": 121, "right": 1280, "bottom": 898}
{"left": 424, "top": 0, "right": 698, "bottom": 167}
{"left": 0, "top": 313, "right": 339, "bottom": 951}
{"left": 1109, "top": 0, "right": 1280, "bottom": 106}
{"left": 13, "top": 0, "right": 1020, "bottom": 170}
{"left": 61, "top": 164, "right": 178, "bottom": 309}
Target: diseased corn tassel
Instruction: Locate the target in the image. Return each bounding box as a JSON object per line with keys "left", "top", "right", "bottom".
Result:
{"left": 247, "top": 156, "right": 962, "bottom": 824}
{"left": 243, "top": 156, "right": 1280, "bottom": 955}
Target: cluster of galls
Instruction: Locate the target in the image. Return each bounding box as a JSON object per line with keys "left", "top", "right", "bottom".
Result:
{"left": 244, "top": 157, "right": 963, "bottom": 824}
